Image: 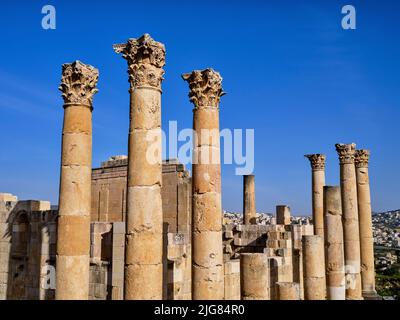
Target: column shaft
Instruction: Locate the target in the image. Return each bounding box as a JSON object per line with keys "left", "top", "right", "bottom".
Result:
{"left": 183, "top": 69, "right": 225, "bottom": 299}
{"left": 302, "top": 235, "right": 326, "bottom": 300}
{"left": 277, "top": 282, "right": 300, "bottom": 300}
{"left": 243, "top": 175, "right": 256, "bottom": 225}
{"left": 323, "top": 186, "right": 345, "bottom": 300}
{"left": 114, "top": 34, "right": 166, "bottom": 299}
{"left": 305, "top": 154, "right": 326, "bottom": 237}
{"left": 336, "top": 143, "right": 363, "bottom": 300}
{"left": 56, "top": 61, "right": 98, "bottom": 300}
{"left": 355, "top": 150, "right": 377, "bottom": 297}
{"left": 276, "top": 205, "right": 291, "bottom": 225}
{"left": 240, "top": 253, "right": 270, "bottom": 300}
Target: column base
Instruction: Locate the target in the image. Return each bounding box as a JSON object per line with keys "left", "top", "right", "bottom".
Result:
{"left": 362, "top": 290, "right": 381, "bottom": 300}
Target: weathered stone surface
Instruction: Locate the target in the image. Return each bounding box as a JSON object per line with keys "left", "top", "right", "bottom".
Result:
{"left": 323, "top": 186, "right": 345, "bottom": 300}
{"left": 277, "top": 282, "right": 300, "bottom": 300}
{"left": 305, "top": 154, "right": 325, "bottom": 237}
{"left": 336, "top": 143, "right": 363, "bottom": 300}
{"left": 183, "top": 68, "right": 224, "bottom": 300}
{"left": 302, "top": 235, "right": 326, "bottom": 300}
{"left": 56, "top": 61, "right": 97, "bottom": 300}
{"left": 240, "top": 253, "right": 270, "bottom": 300}
{"left": 243, "top": 175, "right": 256, "bottom": 225}
{"left": 355, "top": 150, "right": 377, "bottom": 298}
{"left": 114, "top": 34, "right": 165, "bottom": 300}
{"left": 276, "top": 205, "right": 291, "bottom": 225}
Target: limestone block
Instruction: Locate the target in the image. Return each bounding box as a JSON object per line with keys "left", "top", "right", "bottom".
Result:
{"left": 63, "top": 105, "right": 92, "bottom": 134}
{"left": 192, "top": 192, "right": 222, "bottom": 232}
{"left": 126, "top": 185, "right": 162, "bottom": 233}
{"left": 128, "top": 128, "right": 162, "bottom": 187}
{"left": 130, "top": 88, "right": 161, "bottom": 130}
{"left": 56, "top": 255, "right": 90, "bottom": 300}
{"left": 125, "top": 264, "right": 163, "bottom": 300}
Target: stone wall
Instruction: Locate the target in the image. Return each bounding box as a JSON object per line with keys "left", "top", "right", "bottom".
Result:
{"left": 0, "top": 192, "right": 192, "bottom": 300}
{"left": 91, "top": 157, "right": 192, "bottom": 233}
{"left": 223, "top": 222, "right": 313, "bottom": 300}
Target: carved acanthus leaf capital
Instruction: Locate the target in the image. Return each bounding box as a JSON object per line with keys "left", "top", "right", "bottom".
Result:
{"left": 59, "top": 61, "right": 99, "bottom": 107}
{"left": 305, "top": 154, "right": 326, "bottom": 171}
{"left": 182, "top": 68, "right": 225, "bottom": 108}
{"left": 113, "top": 34, "right": 166, "bottom": 90}
{"left": 335, "top": 143, "right": 356, "bottom": 164}
{"left": 355, "top": 149, "right": 370, "bottom": 168}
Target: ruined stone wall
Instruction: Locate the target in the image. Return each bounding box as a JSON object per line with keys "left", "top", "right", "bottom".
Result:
{"left": 223, "top": 222, "right": 313, "bottom": 300}
{"left": 0, "top": 197, "right": 57, "bottom": 300}
{"left": 91, "top": 157, "right": 192, "bottom": 233}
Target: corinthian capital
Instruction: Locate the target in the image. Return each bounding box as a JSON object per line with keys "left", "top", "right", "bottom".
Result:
{"left": 113, "top": 34, "right": 166, "bottom": 91}
{"left": 182, "top": 68, "right": 225, "bottom": 108}
{"left": 59, "top": 61, "right": 99, "bottom": 107}
{"left": 305, "top": 154, "right": 326, "bottom": 171}
{"left": 355, "top": 149, "right": 370, "bottom": 168}
{"left": 335, "top": 143, "right": 356, "bottom": 164}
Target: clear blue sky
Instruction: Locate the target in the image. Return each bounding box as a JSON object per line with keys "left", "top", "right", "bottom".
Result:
{"left": 0, "top": 0, "right": 399, "bottom": 215}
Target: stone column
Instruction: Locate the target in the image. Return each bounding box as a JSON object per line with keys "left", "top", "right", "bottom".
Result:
{"left": 277, "top": 282, "right": 300, "bottom": 300}
{"left": 182, "top": 68, "right": 225, "bottom": 300}
{"left": 355, "top": 150, "right": 377, "bottom": 298}
{"left": 276, "top": 205, "right": 291, "bottom": 225}
{"left": 113, "top": 34, "right": 165, "bottom": 299}
{"left": 56, "top": 61, "right": 98, "bottom": 300}
{"left": 240, "top": 253, "right": 270, "bottom": 300}
{"left": 335, "top": 143, "right": 363, "bottom": 300}
{"left": 302, "top": 235, "right": 326, "bottom": 300}
{"left": 323, "top": 186, "right": 345, "bottom": 300}
{"left": 243, "top": 175, "right": 256, "bottom": 225}
{"left": 304, "top": 154, "right": 326, "bottom": 237}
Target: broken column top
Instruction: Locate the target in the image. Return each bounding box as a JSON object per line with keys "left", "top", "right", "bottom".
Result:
{"left": 113, "top": 34, "right": 166, "bottom": 90}
{"left": 354, "top": 149, "right": 370, "bottom": 168}
{"left": 182, "top": 68, "right": 225, "bottom": 108}
{"left": 335, "top": 143, "right": 356, "bottom": 164}
{"left": 304, "top": 154, "right": 326, "bottom": 171}
{"left": 59, "top": 60, "right": 99, "bottom": 108}
{"left": 0, "top": 193, "right": 18, "bottom": 202}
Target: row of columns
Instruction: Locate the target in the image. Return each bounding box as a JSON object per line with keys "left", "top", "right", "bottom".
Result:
{"left": 56, "top": 34, "right": 226, "bottom": 300}
{"left": 305, "top": 144, "right": 377, "bottom": 300}
{"left": 54, "top": 35, "right": 376, "bottom": 301}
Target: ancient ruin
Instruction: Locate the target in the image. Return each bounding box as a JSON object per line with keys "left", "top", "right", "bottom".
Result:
{"left": 182, "top": 68, "right": 225, "bottom": 300}
{"left": 114, "top": 34, "right": 165, "bottom": 299}
{"left": 56, "top": 61, "right": 99, "bottom": 300}
{"left": 355, "top": 150, "right": 378, "bottom": 299}
{"left": 336, "top": 143, "right": 363, "bottom": 300}
{"left": 305, "top": 154, "right": 326, "bottom": 237}
{"left": 0, "top": 33, "right": 381, "bottom": 301}
{"left": 323, "top": 186, "right": 345, "bottom": 300}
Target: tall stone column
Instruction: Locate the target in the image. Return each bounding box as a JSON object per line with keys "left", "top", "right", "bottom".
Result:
{"left": 355, "top": 150, "right": 377, "bottom": 298}
{"left": 302, "top": 235, "right": 326, "bottom": 300}
{"left": 304, "top": 154, "right": 326, "bottom": 237}
{"left": 113, "top": 34, "right": 165, "bottom": 299}
{"left": 56, "top": 61, "right": 98, "bottom": 300}
{"left": 335, "top": 143, "right": 363, "bottom": 300}
{"left": 243, "top": 175, "right": 256, "bottom": 225}
{"left": 240, "top": 253, "right": 270, "bottom": 300}
{"left": 182, "top": 68, "right": 225, "bottom": 300}
{"left": 323, "top": 186, "right": 345, "bottom": 300}
{"left": 276, "top": 205, "right": 291, "bottom": 225}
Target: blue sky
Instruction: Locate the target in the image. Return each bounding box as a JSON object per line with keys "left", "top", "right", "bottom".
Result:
{"left": 0, "top": 0, "right": 399, "bottom": 214}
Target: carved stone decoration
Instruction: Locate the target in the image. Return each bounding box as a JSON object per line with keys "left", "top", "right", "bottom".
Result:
{"left": 305, "top": 154, "right": 326, "bottom": 171}
{"left": 59, "top": 61, "right": 99, "bottom": 107}
{"left": 182, "top": 68, "right": 225, "bottom": 108}
{"left": 113, "top": 34, "right": 166, "bottom": 90}
{"left": 335, "top": 143, "right": 356, "bottom": 164}
{"left": 354, "top": 149, "right": 370, "bottom": 168}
